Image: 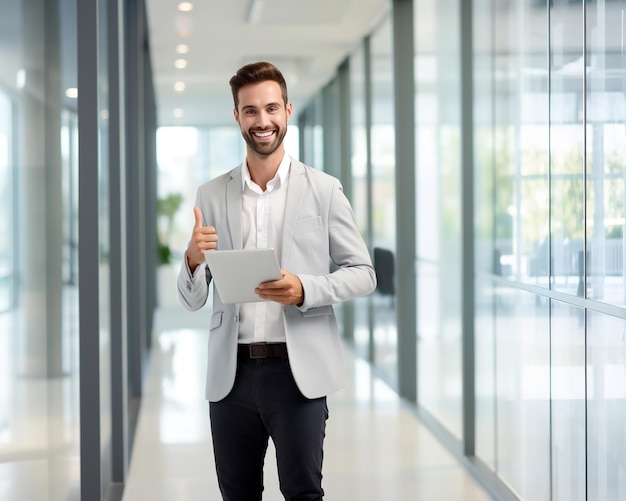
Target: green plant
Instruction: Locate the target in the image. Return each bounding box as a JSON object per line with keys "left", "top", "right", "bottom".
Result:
{"left": 156, "top": 193, "right": 183, "bottom": 265}
{"left": 157, "top": 241, "right": 172, "bottom": 265}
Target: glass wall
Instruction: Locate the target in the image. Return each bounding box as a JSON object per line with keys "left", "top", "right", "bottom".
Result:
{"left": 0, "top": 0, "right": 81, "bottom": 498}
{"left": 551, "top": 0, "right": 585, "bottom": 298}
{"left": 96, "top": 0, "right": 113, "bottom": 494}
{"left": 314, "top": 0, "right": 626, "bottom": 499}
{"left": 0, "top": 0, "right": 157, "bottom": 498}
{"left": 475, "top": 0, "right": 554, "bottom": 496}
{"left": 472, "top": 0, "right": 626, "bottom": 499}
{"left": 582, "top": 3, "right": 626, "bottom": 498}
{"left": 585, "top": 1, "right": 626, "bottom": 306}
{"left": 414, "top": 0, "right": 463, "bottom": 438}
{"left": 350, "top": 44, "right": 373, "bottom": 361}
{"left": 472, "top": 0, "right": 497, "bottom": 471}
{"left": 299, "top": 94, "right": 324, "bottom": 169}
{"left": 370, "top": 15, "right": 398, "bottom": 389}
{"left": 586, "top": 311, "right": 626, "bottom": 499}
{"left": 551, "top": 300, "right": 586, "bottom": 500}
{"left": 0, "top": 90, "right": 13, "bottom": 312}
{"left": 472, "top": 0, "right": 557, "bottom": 496}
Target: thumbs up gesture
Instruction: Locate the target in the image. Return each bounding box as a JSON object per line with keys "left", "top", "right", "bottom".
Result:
{"left": 186, "top": 206, "right": 218, "bottom": 272}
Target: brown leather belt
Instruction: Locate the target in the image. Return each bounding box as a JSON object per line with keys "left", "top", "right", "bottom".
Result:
{"left": 238, "top": 342, "right": 288, "bottom": 360}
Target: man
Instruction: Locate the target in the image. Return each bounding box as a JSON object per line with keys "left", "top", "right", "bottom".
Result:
{"left": 177, "top": 61, "right": 376, "bottom": 501}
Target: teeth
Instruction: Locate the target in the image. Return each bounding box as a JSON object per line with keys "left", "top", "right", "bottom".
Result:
{"left": 253, "top": 130, "right": 274, "bottom": 138}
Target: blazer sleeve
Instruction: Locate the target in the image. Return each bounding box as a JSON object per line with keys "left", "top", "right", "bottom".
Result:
{"left": 297, "top": 179, "right": 376, "bottom": 310}
{"left": 177, "top": 188, "right": 212, "bottom": 311}
{"left": 177, "top": 259, "right": 211, "bottom": 311}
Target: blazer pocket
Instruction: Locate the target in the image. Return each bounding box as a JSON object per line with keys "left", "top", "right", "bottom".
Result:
{"left": 294, "top": 216, "right": 323, "bottom": 235}
{"left": 302, "top": 305, "right": 333, "bottom": 318}
{"left": 210, "top": 311, "right": 223, "bottom": 330}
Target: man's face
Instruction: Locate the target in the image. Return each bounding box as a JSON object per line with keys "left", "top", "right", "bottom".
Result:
{"left": 234, "top": 80, "right": 292, "bottom": 157}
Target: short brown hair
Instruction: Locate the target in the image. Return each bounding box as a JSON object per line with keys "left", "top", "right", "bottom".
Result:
{"left": 229, "top": 61, "right": 289, "bottom": 110}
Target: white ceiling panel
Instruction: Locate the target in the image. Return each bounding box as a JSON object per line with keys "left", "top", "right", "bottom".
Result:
{"left": 145, "top": 0, "right": 390, "bottom": 126}
{"left": 249, "top": 0, "right": 351, "bottom": 25}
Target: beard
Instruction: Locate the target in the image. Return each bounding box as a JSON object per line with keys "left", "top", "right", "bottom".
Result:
{"left": 241, "top": 126, "right": 287, "bottom": 157}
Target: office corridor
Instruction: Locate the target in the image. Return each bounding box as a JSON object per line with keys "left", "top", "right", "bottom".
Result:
{"left": 122, "top": 304, "right": 494, "bottom": 501}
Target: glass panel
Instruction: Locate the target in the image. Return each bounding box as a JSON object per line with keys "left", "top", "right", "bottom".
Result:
{"left": 61, "top": 111, "right": 79, "bottom": 287}
{"left": 415, "top": 0, "right": 463, "bottom": 438}
{"left": 0, "top": 91, "right": 12, "bottom": 312}
{"left": 157, "top": 126, "right": 200, "bottom": 274}
{"left": 473, "top": 0, "right": 496, "bottom": 278}
{"left": 491, "top": 1, "right": 550, "bottom": 285}
{"left": 496, "top": 288, "right": 550, "bottom": 500}
{"left": 0, "top": 0, "right": 80, "bottom": 498}
{"left": 550, "top": 0, "right": 585, "bottom": 296}
{"left": 473, "top": 0, "right": 496, "bottom": 466}
{"left": 349, "top": 45, "right": 371, "bottom": 360}
{"left": 473, "top": 0, "right": 626, "bottom": 498}
{"left": 97, "top": 0, "right": 112, "bottom": 492}
{"left": 587, "top": 311, "right": 626, "bottom": 499}
{"left": 370, "top": 15, "right": 397, "bottom": 389}
{"left": 300, "top": 96, "right": 324, "bottom": 169}
{"left": 551, "top": 301, "right": 586, "bottom": 500}
{"left": 585, "top": 0, "right": 626, "bottom": 306}
{"left": 474, "top": 278, "right": 496, "bottom": 468}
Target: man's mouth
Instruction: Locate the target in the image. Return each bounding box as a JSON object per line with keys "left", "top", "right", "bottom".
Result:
{"left": 252, "top": 130, "right": 275, "bottom": 139}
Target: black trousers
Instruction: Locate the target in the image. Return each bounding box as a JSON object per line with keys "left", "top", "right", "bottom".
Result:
{"left": 209, "top": 357, "right": 328, "bottom": 501}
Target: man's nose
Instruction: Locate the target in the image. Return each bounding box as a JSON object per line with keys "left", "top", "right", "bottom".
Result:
{"left": 257, "top": 110, "right": 272, "bottom": 127}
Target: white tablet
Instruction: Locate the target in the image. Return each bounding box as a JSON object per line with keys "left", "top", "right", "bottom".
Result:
{"left": 204, "top": 248, "right": 282, "bottom": 304}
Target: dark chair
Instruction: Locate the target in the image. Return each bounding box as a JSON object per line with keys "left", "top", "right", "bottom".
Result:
{"left": 373, "top": 247, "right": 395, "bottom": 297}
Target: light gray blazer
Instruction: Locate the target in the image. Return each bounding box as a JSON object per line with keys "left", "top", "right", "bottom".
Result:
{"left": 177, "top": 157, "right": 376, "bottom": 401}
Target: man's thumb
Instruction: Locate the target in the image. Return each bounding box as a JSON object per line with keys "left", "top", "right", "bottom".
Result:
{"left": 193, "top": 206, "right": 203, "bottom": 228}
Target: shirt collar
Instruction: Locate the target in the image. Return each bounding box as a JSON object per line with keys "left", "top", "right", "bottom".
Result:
{"left": 242, "top": 153, "right": 291, "bottom": 193}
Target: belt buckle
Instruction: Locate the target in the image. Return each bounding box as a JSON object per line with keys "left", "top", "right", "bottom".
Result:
{"left": 249, "top": 342, "right": 267, "bottom": 359}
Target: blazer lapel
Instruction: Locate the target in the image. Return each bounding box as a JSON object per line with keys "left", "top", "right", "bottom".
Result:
{"left": 226, "top": 165, "right": 243, "bottom": 250}
{"left": 281, "top": 158, "right": 306, "bottom": 266}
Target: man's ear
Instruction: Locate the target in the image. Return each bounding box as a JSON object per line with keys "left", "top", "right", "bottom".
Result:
{"left": 233, "top": 108, "right": 240, "bottom": 124}
{"left": 286, "top": 102, "right": 293, "bottom": 121}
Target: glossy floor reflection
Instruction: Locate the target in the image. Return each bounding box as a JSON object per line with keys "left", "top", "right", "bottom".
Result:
{"left": 122, "top": 305, "right": 494, "bottom": 500}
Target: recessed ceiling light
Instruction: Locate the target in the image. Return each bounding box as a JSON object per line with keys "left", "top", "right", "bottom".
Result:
{"left": 178, "top": 2, "right": 193, "bottom": 12}
{"left": 176, "top": 44, "right": 189, "bottom": 54}
{"left": 65, "top": 87, "right": 78, "bottom": 99}
{"left": 248, "top": 0, "right": 264, "bottom": 24}
{"left": 175, "top": 59, "right": 188, "bottom": 69}
{"left": 173, "top": 108, "right": 184, "bottom": 118}
{"left": 16, "top": 69, "right": 26, "bottom": 89}
{"left": 174, "top": 81, "right": 186, "bottom": 92}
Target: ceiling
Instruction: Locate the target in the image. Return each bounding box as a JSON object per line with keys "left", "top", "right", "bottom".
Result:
{"left": 145, "top": 0, "right": 390, "bottom": 127}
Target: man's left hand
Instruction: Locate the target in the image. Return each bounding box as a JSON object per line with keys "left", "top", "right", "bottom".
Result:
{"left": 255, "top": 270, "right": 304, "bottom": 306}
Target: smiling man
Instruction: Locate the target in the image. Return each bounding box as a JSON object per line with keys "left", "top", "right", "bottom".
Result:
{"left": 235, "top": 77, "right": 290, "bottom": 160}
{"left": 177, "top": 61, "right": 376, "bottom": 501}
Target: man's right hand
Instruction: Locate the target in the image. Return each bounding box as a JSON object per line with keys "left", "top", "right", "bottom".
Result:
{"left": 186, "top": 206, "right": 218, "bottom": 272}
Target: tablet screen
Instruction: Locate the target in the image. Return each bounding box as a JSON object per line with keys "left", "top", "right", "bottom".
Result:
{"left": 204, "top": 248, "right": 282, "bottom": 304}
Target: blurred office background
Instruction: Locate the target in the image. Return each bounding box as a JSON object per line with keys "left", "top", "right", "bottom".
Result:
{"left": 1, "top": 0, "right": 626, "bottom": 499}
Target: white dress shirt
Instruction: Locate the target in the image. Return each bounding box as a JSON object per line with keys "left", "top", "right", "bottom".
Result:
{"left": 238, "top": 154, "right": 291, "bottom": 344}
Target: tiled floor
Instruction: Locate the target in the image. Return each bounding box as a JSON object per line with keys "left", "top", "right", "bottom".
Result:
{"left": 122, "top": 305, "right": 494, "bottom": 500}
